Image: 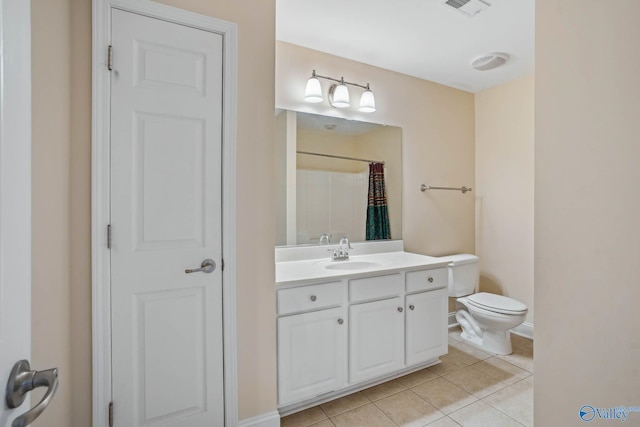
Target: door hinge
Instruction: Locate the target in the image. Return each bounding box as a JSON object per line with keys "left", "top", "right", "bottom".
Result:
{"left": 107, "top": 224, "right": 112, "bottom": 249}
{"left": 107, "top": 45, "right": 113, "bottom": 71}
{"left": 108, "top": 401, "right": 114, "bottom": 427}
{"left": 221, "top": 258, "right": 225, "bottom": 271}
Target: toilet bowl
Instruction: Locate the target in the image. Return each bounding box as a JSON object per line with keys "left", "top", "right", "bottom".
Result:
{"left": 441, "top": 254, "right": 528, "bottom": 355}
{"left": 456, "top": 292, "right": 527, "bottom": 354}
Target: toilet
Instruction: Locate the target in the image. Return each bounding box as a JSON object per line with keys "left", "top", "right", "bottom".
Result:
{"left": 440, "top": 254, "right": 528, "bottom": 355}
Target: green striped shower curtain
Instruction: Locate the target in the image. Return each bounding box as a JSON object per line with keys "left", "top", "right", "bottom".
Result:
{"left": 366, "top": 162, "right": 391, "bottom": 240}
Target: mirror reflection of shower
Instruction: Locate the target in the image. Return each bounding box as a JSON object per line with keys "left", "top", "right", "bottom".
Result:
{"left": 275, "top": 110, "right": 402, "bottom": 246}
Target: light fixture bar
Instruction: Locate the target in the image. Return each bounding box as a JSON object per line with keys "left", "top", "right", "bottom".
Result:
{"left": 311, "top": 70, "right": 370, "bottom": 91}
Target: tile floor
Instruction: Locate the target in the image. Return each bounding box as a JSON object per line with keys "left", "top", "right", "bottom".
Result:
{"left": 281, "top": 328, "right": 533, "bottom": 427}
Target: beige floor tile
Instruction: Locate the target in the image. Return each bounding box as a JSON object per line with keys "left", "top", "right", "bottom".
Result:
{"left": 444, "top": 365, "right": 508, "bottom": 399}
{"left": 483, "top": 377, "right": 533, "bottom": 427}
{"left": 473, "top": 357, "right": 531, "bottom": 385}
{"left": 449, "top": 400, "right": 525, "bottom": 427}
{"left": 320, "top": 392, "right": 370, "bottom": 417}
{"left": 309, "top": 420, "right": 335, "bottom": 427}
{"left": 425, "top": 417, "right": 462, "bottom": 426}
{"left": 448, "top": 341, "right": 493, "bottom": 364}
{"left": 361, "top": 378, "right": 407, "bottom": 401}
{"left": 428, "top": 354, "right": 470, "bottom": 376}
{"left": 496, "top": 346, "right": 533, "bottom": 373}
{"left": 281, "top": 406, "right": 328, "bottom": 427}
{"left": 331, "top": 403, "right": 396, "bottom": 427}
{"left": 412, "top": 377, "right": 478, "bottom": 415}
{"left": 375, "top": 389, "right": 445, "bottom": 426}
{"left": 398, "top": 367, "right": 440, "bottom": 388}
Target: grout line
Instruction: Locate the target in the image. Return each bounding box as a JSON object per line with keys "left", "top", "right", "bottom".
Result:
{"left": 318, "top": 405, "right": 331, "bottom": 421}
{"left": 479, "top": 400, "right": 528, "bottom": 427}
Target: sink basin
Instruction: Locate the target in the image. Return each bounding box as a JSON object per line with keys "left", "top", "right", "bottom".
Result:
{"left": 324, "top": 261, "right": 382, "bottom": 271}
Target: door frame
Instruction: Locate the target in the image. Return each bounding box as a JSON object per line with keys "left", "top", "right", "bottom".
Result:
{"left": 91, "top": 1, "right": 238, "bottom": 426}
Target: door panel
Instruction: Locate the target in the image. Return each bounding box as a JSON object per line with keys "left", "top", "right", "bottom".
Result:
{"left": 406, "top": 289, "right": 448, "bottom": 366}
{"left": 134, "top": 112, "right": 206, "bottom": 248}
{"left": 349, "top": 298, "right": 404, "bottom": 383}
{"left": 278, "top": 307, "right": 347, "bottom": 405}
{"left": 110, "top": 9, "right": 224, "bottom": 426}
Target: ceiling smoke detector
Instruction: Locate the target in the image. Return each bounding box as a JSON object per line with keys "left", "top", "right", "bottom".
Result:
{"left": 443, "top": 0, "right": 490, "bottom": 18}
{"left": 471, "top": 53, "right": 510, "bottom": 71}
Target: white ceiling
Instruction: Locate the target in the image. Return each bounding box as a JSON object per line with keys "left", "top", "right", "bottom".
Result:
{"left": 276, "top": 0, "right": 534, "bottom": 93}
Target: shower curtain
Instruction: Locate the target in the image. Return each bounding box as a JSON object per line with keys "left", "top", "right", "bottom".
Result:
{"left": 366, "top": 162, "right": 391, "bottom": 240}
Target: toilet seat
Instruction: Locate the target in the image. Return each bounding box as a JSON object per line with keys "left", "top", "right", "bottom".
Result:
{"left": 466, "top": 292, "right": 527, "bottom": 315}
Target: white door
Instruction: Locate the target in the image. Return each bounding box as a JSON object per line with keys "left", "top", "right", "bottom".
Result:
{"left": 0, "top": 0, "right": 29, "bottom": 423}
{"left": 349, "top": 297, "right": 405, "bottom": 383}
{"left": 278, "top": 307, "right": 347, "bottom": 406}
{"left": 406, "top": 289, "right": 448, "bottom": 366}
{"left": 110, "top": 9, "right": 224, "bottom": 426}
{"left": 1, "top": 1, "right": 60, "bottom": 425}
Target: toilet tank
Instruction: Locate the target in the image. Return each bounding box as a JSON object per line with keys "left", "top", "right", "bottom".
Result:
{"left": 439, "top": 254, "right": 479, "bottom": 297}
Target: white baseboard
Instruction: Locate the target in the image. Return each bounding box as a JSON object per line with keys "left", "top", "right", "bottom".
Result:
{"left": 448, "top": 312, "right": 534, "bottom": 340}
{"left": 511, "top": 321, "right": 534, "bottom": 340}
{"left": 239, "top": 411, "right": 281, "bottom": 427}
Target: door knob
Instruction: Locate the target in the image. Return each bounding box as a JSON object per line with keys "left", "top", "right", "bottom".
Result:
{"left": 185, "top": 258, "right": 216, "bottom": 274}
{"left": 6, "top": 360, "right": 59, "bottom": 427}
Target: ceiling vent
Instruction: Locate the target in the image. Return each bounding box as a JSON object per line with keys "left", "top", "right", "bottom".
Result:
{"left": 443, "top": 0, "right": 490, "bottom": 17}
{"left": 471, "top": 53, "right": 509, "bottom": 71}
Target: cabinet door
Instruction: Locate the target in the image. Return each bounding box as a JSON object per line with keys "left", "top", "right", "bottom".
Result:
{"left": 349, "top": 297, "right": 404, "bottom": 384}
{"left": 278, "top": 307, "right": 347, "bottom": 406}
{"left": 406, "top": 288, "right": 448, "bottom": 366}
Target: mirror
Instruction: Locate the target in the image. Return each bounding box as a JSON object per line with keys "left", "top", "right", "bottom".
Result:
{"left": 275, "top": 110, "right": 402, "bottom": 246}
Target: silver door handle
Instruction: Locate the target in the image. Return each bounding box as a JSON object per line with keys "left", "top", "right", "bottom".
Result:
{"left": 185, "top": 258, "right": 216, "bottom": 274}
{"left": 6, "top": 360, "right": 59, "bottom": 427}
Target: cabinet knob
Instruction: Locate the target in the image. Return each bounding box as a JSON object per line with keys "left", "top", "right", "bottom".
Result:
{"left": 428, "top": 277, "right": 434, "bottom": 283}
{"left": 310, "top": 295, "right": 317, "bottom": 302}
{"left": 397, "top": 307, "right": 403, "bottom": 313}
{"left": 337, "top": 318, "right": 344, "bottom": 325}
{"left": 409, "top": 305, "right": 415, "bottom": 310}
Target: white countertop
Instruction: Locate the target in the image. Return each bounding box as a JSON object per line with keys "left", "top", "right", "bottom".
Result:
{"left": 276, "top": 251, "right": 450, "bottom": 286}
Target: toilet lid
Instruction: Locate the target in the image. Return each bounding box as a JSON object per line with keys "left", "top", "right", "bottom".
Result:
{"left": 467, "top": 292, "right": 528, "bottom": 314}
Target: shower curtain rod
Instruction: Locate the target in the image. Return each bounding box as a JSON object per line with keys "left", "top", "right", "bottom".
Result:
{"left": 296, "top": 150, "right": 384, "bottom": 165}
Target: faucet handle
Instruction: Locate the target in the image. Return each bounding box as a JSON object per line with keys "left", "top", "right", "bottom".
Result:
{"left": 339, "top": 237, "right": 352, "bottom": 249}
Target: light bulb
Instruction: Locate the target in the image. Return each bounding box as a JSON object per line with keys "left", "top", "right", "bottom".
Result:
{"left": 359, "top": 88, "right": 376, "bottom": 113}
{"left": 304, "top": 76, "right": 323, "bottom": 103}
{"left": 330, "top": 83, "right": 350, "bottom": 108}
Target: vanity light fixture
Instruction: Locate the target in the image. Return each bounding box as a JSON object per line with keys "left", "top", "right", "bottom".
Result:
{"left": 304, "top": 70, "right": 376, "bottom": 113}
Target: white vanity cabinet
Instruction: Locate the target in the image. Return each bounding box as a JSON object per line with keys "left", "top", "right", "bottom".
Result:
{"left": 405, "top": 288, "right": 448, "bottom": 365}
{"left": 348, "top": 273, "right": 405, "bottom": 383}
{"left": 277, "top": 281, "right": 348, "bottom": 406}
{"left": 275, "top": 250, "right": 450, "bottom": 412}
{"left": 349, "top": 297, "right": 405, "bottom": 383}
{"left": 404, "top": 268, "right": 449, "bottom": 366}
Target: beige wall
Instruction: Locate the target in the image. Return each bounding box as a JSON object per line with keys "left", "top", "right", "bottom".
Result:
{"left": 475, "top": 75, "right": 534, "bottom": 323}
{"left": 32, "top": 0, "right": 277, "bottom": 425}
{"left": 535, "top": 1, "right": 640, "bottom": 425}
{"left": 31, "top": 0, "right": 72, "bottom": 425}
{"left": 276, "top": 41, "right": 476, "bottom": 257}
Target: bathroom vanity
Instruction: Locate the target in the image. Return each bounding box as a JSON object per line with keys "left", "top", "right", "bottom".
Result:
{"left": 275, "top": 242, "right": 449, "bottom": 414}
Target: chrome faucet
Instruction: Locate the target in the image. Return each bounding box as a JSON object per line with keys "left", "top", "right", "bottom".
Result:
{"left": 329, "top": 236, "right": 352, "bottom": 261}
{"left": 339, "top": 237, "right": 352, "bottom": 250}
{"left": 319, "top": 234, "right": 331, "bottom": 245}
